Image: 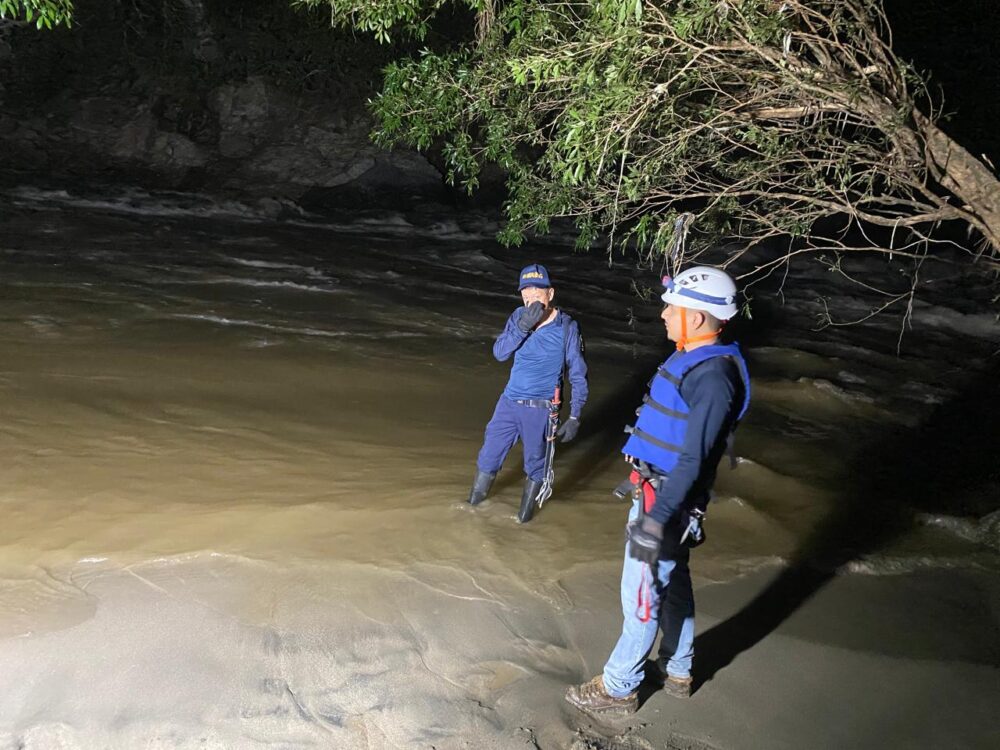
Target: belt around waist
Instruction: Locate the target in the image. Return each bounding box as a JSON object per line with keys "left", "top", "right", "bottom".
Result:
{"left": 513, "top": 398, "right": 552, "bottom": 408}
{"left": 625, "top": 456, "right": 670, "bottom": 480}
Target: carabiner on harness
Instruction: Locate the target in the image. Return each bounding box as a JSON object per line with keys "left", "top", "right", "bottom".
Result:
{"left": 679, "top": 508, "right": 706, "bottom": 547}
{"left": 536, "top": 385, "right": 562, "bottom": 508}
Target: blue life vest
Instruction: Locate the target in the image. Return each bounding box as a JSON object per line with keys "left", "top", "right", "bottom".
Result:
{"left": 622, "top": 343, "right": 751, "bottom": 474}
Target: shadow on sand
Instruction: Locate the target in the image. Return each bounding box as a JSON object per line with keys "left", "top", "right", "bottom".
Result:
{"left": 691, "top": 357, "right": 1000, "bottom": 691}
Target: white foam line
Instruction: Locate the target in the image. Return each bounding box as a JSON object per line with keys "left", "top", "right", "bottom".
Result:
{"left": 173, "top": 277, "right": 343, "bottom": 294}
{"left": 171, "top": 314, "right": 426, "bottom": 339}
{"left": 171, "top": 314, "right": 347, "bottom": 337}
{"left": 219, "top": 257, "right": 329, "bottom": 279}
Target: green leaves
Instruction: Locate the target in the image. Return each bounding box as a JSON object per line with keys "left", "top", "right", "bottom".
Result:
{"left": 0, "top": 0, "right": 73, "bottom": 29}
{"left": 296, "top": 1, "right": 975, "bottom": 262}
{"left": 294, "top": 0, "right": 460, "bottom": 43}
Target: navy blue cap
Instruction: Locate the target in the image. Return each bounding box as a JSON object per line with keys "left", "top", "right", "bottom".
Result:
{"left": 518, "top": 263, "right": 551, "bottom": 290}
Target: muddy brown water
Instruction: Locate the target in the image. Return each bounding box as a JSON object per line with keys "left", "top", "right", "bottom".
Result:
{"left": 0, "top": 199, "right": 997, "bottom": 748}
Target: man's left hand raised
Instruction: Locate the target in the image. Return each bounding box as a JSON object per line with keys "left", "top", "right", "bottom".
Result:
{"left": 517, "top": 301, "right": 546, "bottom": 332}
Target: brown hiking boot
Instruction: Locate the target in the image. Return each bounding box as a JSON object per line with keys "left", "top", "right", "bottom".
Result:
{"left": 565, "top": 675, "right": 638, "bottom": 716}
{"left": 652, "top": 660, "right": 693, "bottom": 697}
{"left": 661, "top": 673, "right": 693, "bottom": 698}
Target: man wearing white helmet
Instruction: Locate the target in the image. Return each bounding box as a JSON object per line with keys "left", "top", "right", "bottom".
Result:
{"left": 566, "top": 266, "right": 750, "bottom": 716}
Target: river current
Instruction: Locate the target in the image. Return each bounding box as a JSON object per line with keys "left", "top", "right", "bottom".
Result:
{"left": 1, "top": 187, "right": 997, "bottom": 749}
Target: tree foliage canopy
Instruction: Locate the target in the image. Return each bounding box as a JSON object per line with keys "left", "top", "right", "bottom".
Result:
{"left": 0, "top": 0, "right": 72, "bottom": 29}
{"left": 297, "top": 0, "right": 1000, "bottom": 276}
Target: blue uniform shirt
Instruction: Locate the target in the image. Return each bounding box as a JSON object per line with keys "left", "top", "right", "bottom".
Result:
{"left": 492, "top": 308, "right": 589, "bottom": 419}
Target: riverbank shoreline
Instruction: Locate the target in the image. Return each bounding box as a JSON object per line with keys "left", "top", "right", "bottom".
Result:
{"left": 1, "top": 553, "right": 997, "bottom": 749}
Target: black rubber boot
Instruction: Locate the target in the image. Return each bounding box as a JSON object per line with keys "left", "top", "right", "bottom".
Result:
{"left": 517, "top": 478, "right": 544, "bottom": 523}
{"left": 467, "top": 470, "right": 496, "bottom": 505}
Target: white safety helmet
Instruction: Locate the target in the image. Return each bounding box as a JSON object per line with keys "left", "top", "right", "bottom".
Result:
{"left": 660, "top": 266, "right": 739, "bottom": 320}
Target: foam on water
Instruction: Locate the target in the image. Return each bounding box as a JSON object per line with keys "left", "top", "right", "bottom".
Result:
{"left": 7, "top": 185, "right": 276, "bottom": 222}
{"left": 842, "top": 554, "right": 1000, "bottom": 576}
{"left": 170, "top": 277, "right": 344, "bottom": 294}
{"left": 4, "top": 185, "right": 507, "bottom": 245}
{"left": 169, "top": 313, "right": 429, "bottom": 339}
{"left": 911, "top": 302, "right": 1000, "bottom": 341}
{"left": 918, "top": 511, "right": 1000, "bottom": 552}
{"left": 218, "top": 256, "right": 331, "bottom": 280}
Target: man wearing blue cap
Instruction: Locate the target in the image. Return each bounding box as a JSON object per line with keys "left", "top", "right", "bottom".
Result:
{"left": 465, "top": 263, "right": 589, "bottom": 523}
{"left": 566, "top": 266, "right": 751, "bottom": 715}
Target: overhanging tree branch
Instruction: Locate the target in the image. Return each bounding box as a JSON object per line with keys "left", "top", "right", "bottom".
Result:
{"left": 298, "top": 0, "right": 999, "bottom": 279}
{"left": 0, "top": 0, "right": 72, "bottom": 29}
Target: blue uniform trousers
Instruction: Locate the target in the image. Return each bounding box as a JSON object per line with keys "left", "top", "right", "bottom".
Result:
{"left": 476, "top": 396, "right": 550, "bottom": 481}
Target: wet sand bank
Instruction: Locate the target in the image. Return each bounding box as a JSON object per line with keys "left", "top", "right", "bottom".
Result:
{"left": 2, "top": 552, "right": 997, "bottom": 749}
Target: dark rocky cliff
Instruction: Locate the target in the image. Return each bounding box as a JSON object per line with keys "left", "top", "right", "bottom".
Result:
{"left": 1, "top": 0, "right": 996, "bottom": 225}
{"left": 0, "top": 0, "right": 469, "bottom": 214}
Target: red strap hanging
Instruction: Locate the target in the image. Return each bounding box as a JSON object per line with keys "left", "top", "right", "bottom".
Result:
{"left": 635, "top": 564, "right": 653, "bottom": 623}
{"left": 626, "top": 470, "right": 656, "bottom": 622}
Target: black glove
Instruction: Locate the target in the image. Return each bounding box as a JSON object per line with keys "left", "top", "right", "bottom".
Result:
{"left": 557, "top": 417, "right": 580, "bottom": 443}
{"left": 627, "top": 517, "right": 664, "bottom": 566}
{"left": 516, "top": 301, "right": 546, "bottom": 333}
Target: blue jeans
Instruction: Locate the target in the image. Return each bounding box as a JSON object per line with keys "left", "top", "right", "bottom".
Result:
{"left": 476, "top": 396, "right": 550, "bottom": 481}
{"left": 602, "top": 500, "right": 695, "bottom": 698}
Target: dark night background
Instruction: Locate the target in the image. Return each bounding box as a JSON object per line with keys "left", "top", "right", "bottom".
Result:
{"left": 0, "top": 0, "right": 997, "bottom": 217}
